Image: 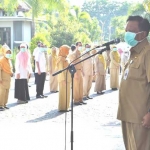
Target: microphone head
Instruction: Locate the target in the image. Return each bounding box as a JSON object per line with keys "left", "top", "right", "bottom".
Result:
{"left": 115, "top": 38, "right": 120, "bottom": 44}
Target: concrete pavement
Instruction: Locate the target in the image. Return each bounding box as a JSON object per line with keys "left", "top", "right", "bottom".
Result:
{"left": 0, "top": 75, "right": 125, "bottom": 150}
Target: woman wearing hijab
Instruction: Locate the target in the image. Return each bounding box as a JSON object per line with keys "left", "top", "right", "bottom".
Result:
{"left": 109, "top": 46, "right": 121, "bottom": 90}
{"left": 48, "top": 47, "right": 58, "bottom": 93}
{"left": 0, "top": 44, "right": 13, "bottom": 111}
{"left": 15, "top": 43, "right": 32, "bottom": 104}
{"left": 94, "top": 53, "right": 106, "bottom": 94}
{"left": 57, "top": 45, "right": 71, "bottom": 112}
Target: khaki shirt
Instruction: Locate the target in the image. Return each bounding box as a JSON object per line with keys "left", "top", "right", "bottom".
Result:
{"left": 82, "top": 53, "right": 93, "bottom": 76}
{"left": 117, "top": 39, "right": 150, "bottom": 123}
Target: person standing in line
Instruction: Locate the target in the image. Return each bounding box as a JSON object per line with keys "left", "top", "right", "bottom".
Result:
{"left": 15, "top": 43, "right": 32, "bottom": 104}
{"left": 109, "top": 46, "right": 121, "bottom": 90}
{"left": 91, "top": 48, "right": 97, "bottom": 82}
{"left": 68, "top": 43, "right": 86, "bottom": 105}
{"left": 34, "top": 43, "right": 48, "bottom": 99}
{"left": 82, "top": 44, "right": 93, "bottom": 100}
{"left": 57, "top": 45, "right": 71, "bottom": 112}
{"left": 102, "top": 46, "right": 111, "bottom": 74}
{"left": 32, "top": 41, "right": 41, "bottom": 84}
{"left": 94, "top": 52, "right": 106, "bottom": 94}
{"left": 0, "top": 44, "right": 13, "bottom": 110}
{"left": 48, "top": 47, "right": 58, "bottom": 93}
{"left": 117, "top": 15, "right": 150, "bottom": 150}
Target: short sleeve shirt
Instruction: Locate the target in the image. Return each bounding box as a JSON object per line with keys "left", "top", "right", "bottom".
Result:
{"left": 35, "top": 51, "right": 46, "bottom": 73}
{"left": 117, "top": 39, "right": 150, "bottom": 123}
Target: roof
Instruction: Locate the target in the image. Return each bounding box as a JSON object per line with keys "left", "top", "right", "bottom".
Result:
{"left": 0, "top": 17, "right": 32, "bottom": 22}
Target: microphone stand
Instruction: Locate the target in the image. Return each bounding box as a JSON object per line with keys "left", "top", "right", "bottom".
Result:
{"left": 52, "top": 47, "right": 107, "bottom": 150}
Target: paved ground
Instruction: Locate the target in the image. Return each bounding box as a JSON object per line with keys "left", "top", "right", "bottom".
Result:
{"left": 0, "top": 75, "right": 125, "bottom": 150}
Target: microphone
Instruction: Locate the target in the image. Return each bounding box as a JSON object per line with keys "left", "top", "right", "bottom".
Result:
{"left": 96, "top": 38, "right": 120, "bottom": 48}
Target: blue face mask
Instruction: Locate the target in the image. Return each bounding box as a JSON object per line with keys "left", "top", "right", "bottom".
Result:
{"left": 86, "top": 48, "right": 90, "bottom": 52}
{"left": 5, "top": 54, "right": 12, "bottom": 59}
{"left": 78, "top": 46, "right": 82, "bottom": 51}
{"left": 124, "top": 32, "right": 142, "bottom": 47}
{"left": 20, "top": 48, "right": 26, "bottom": 52}
{"left": 113, "top": 48, "right": 117, "bottom": 51}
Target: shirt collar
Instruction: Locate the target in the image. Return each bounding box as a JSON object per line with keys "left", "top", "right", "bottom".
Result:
{"left": 130, "top": 38, "right": 149, "bottom": 54}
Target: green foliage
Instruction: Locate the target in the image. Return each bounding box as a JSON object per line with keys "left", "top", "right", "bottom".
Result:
{"left": 82, "top": 0, "right": 130, "bottom": 41}
{"left": 30, "top": 33, "right": 50, "bottom": 54}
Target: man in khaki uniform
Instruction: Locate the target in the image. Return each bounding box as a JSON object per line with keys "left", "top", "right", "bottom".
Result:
{"left": 82, "top": 44, "right": 93, "bottom": 100}
{"left": 117, "top": 15, "right": 150, "bottom": 150}
{"left": 68, "top": 43, "right": 86, "bottom": 105}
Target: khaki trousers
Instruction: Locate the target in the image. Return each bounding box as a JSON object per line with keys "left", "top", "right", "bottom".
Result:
{"left": 0, "top": 87, "right": 9, "bottom": 107}
{"left": 73, "top": 70, "right": 83, "bottom": 103}
{"left": 83, "top": 75, "right": 93, "bottom": 97}
{"left": 122, "top": 121, "right": 150, "bottom": 150}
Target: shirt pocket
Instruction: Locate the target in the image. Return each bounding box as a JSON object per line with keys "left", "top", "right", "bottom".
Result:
{"left": 128, "top": 61, "right": 143, "bottom": 80}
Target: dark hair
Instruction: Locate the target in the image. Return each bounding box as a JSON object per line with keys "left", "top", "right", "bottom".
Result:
{"left": 18, "top": 45, "right": 20, "bottom": 50}
{"left": 71, "top": 45, "right": 76, "bottom": 51}
{"left": 76, "top": 42, "right": 82, "bottom": 46}
{"left": 127, "top": 15, "right": 150, "bottom": 36}
{"left": 85, "top": 44, "right": 89, "bottom": 47}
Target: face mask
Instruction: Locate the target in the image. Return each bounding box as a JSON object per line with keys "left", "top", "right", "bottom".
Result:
{"left": 113, "top": 48, "right": 117, "bottom": 51}
{"left": 124, "top": 31, "right": 143, "bottom": 47}
{"left": 40, "top": 48, "right": 44, "bottom": 52}
{"left": 20, "top": 48, "right": 26, "bottom": 52}
{"left": 86, "top": 48, "right": 90, "bottom": 52}
{"left": 78, "top": 46, "right": 82, "bottom": 51}
{"left": 5, "top": 54, "right": 12, "bottom": 59}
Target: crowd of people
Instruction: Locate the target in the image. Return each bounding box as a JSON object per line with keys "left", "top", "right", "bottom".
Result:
{"left": 0, "top": 40, "right": 130, "bottom": 112}
{"left": 1, "top": 15, "right": 150, "bottom": 149}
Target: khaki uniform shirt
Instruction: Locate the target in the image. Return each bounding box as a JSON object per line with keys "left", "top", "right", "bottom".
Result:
{"left": 117, "top": 39, "right": 150, "bottom": 123}
{"left": 82, "top": 53, "right": 93, "bottom": 76}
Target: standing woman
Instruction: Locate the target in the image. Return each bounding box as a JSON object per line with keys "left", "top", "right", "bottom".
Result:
{"left": 49, "top": 47, "right": 58, "bottom": 93}
{"left": 94, "top": 53, "right": 106, "bottom": 94}
{"left": 109, "top": 46, "right": 121, "bottom": 90}
{"left": 15, "top": 43, "right": 33, "bottom": 104}
{"left": 57, "top": 45, "right": 71, "bottom": 112}
{"left": 0, "top": 44, "right": 13, "bottom": 111}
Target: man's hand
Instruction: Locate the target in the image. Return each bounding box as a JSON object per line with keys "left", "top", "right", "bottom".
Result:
{"left": 16, "top": 73, "right": 20, "bottom": 79}
{"left": 0, "top": 80, "right": 2, "bottom": 84}
{"left": 142, "top": 113, "right": 150, "bottom": 129}
{"left": 74, "top": 73, "right": 79, "bottom": 79}
{"left": 38, "top": 70, "right": 41, "bottom": 75}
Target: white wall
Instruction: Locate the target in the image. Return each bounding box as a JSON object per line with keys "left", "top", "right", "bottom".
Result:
{"left": 22, "top": 21, "right": 31, "bottom": 45}
{"left": 0, "top": 21, "right": 13, "bottom": 49}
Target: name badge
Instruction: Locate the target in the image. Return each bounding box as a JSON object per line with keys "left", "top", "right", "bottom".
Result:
{"left": 123, "top": 68, "right": 129, "bottom": 80}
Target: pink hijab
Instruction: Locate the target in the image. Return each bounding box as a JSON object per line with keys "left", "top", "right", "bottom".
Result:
{"left": 17, "top": 43, "right": 29, "bottom": 69}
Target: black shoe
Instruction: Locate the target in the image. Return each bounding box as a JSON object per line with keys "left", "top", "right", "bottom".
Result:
{"left": 83, "top": 97, "right": 89, "bottom": 100}
{"left": 112, "top": 88, "right": 118, "bottom": 90}
{"left": 36, "top": 95, "right": 44, "bottom": 99}
{"left": 54, "top": 91, "right": 59, "bottom": 93}
{"left": 87, "top": 96, "right": 93, "bottom": 99}
{"left": 97, "top": 91, "right": 105, "bottom": 95}
{"left": 4, "top": 106, "right": 9, "bottom": 109}
{"left": 80, "top": 101, "right": 87, "bottom": 105}
{"left": 74, "top": 102, "right": 82, "bottom": 105}
{"left": 41, "top": 95, "right": 48, "bottom": 98}
{"left": 0, "top": 107, "right": 5, "bottom": 111}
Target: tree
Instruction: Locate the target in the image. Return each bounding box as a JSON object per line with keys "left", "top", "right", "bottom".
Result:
{"left": 82, "top": 0, "right": 130, "bottom": 41}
